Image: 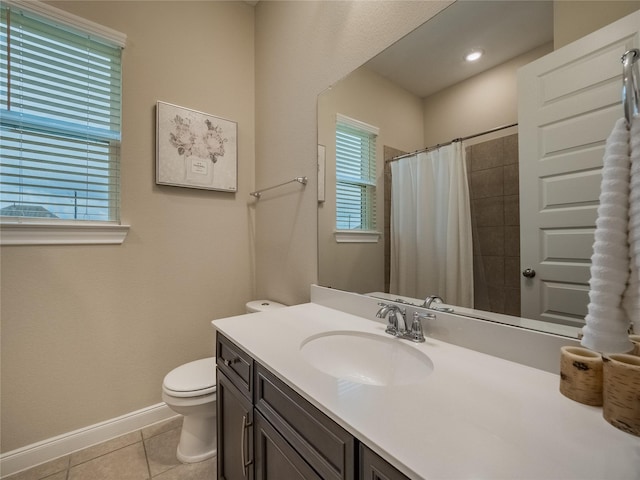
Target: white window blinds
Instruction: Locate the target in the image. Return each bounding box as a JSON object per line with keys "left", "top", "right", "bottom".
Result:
{"left": 335, "top": 115, "right": 378, "bottom": 231}
{"left": 0, "top": 2, "right": 123, "bottom": 222}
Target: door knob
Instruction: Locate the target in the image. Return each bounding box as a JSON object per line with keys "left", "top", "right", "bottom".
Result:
{"left": 522, "top": 268, "right": 536, "bottom": 278}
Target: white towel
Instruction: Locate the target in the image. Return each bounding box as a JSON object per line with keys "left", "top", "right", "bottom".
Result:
{"left": 582, "top": 117, "right": 635, "bottom": 353}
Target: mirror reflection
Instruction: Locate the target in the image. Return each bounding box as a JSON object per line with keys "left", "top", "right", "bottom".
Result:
{"left": 317, "top": 1, "right": 638, "bottom": 338}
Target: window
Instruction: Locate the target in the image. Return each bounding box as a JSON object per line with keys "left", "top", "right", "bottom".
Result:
{"left": 0, "top": 1, "right": 124, "bottom": 226}
{"left": 335, "top": 114, "right": 379, "bottom": 233}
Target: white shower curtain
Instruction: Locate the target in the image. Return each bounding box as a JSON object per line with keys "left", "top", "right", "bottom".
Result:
{"left": 390, "top": 142, "right": 473, "bottom": 307}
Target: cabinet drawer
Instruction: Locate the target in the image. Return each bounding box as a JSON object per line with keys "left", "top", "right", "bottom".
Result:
{"left": 217, "top": 333, "right": 253, "bottom": 400}
{"left": 255, "top": 364, "right": 355, "bottom": 480}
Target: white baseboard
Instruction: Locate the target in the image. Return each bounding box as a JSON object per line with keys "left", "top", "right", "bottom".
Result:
{"left": 0, "top": 403, "right": 177, "bottom": 478}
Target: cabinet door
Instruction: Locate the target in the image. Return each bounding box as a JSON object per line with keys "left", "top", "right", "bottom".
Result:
{"left": 218, "top": 372, "right": 254, "bottom": 480}
{"left": 359, "top": 444, "right": 410, "bottom": 480}
{"left": 255, "top": 364, "right": 355, "bottom": 480}
{"left": 254, "top": 411, "right": 322, "bottom": 480}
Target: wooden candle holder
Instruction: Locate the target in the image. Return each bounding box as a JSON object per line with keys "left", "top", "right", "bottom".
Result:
{"left": 559, "top": 346, "right": 603, "bottom": 406}
{"left": 603, "top": 354, "right": 640, "bottom": 437}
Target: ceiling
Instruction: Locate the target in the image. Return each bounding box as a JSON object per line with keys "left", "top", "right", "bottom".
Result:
{"left": 364, "top": 1, "right": 554, "bottom": 98}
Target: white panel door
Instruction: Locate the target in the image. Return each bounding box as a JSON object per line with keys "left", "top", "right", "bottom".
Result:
{"left": 518, "top": 10, "right": 640, "bottom": 326}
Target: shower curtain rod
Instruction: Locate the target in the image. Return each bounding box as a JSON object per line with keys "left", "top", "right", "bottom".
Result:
{"left": 387, "top": 122, "right": 518, "bottom": 163}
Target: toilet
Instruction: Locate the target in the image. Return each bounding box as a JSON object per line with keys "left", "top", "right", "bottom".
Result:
{"left": 162, "top": 357, "right": 217, "bottom": 463}
{"left": 162, "top": 299, "right": 286, "bottom": 463}
{"left": 245, "top": 299, "right": 287, "bottom": 313}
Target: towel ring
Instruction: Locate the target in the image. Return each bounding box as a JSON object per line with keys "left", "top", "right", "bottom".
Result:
{"left": 622, "top": 48, "right": 640, "bottom": 127}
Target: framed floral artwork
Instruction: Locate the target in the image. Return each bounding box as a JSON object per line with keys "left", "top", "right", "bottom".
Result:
{"left": 156, "top": 101, "right": 237, "bottom": 192}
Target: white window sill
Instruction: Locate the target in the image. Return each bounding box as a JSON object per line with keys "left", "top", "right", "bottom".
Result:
{"left": 334, "top": 230, "right": 380, "bottom": 243}
{"left": 0, "top": 220, "right": 130, "bottom": 246}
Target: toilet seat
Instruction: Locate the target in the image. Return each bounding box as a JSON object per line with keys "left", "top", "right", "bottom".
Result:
{"left": 163, "top": 357, "right": 216, "bottom": 398}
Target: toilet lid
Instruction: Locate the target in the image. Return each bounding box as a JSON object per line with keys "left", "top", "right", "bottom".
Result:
{"left": 163, "top": 357, "right": 216, "bottom": 395}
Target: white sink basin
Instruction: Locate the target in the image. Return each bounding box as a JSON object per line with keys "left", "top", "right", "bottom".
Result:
{"left": 300, "top": 331, "right": 434, "bottom": 386}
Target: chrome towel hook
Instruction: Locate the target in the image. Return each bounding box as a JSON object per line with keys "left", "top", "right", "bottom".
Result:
{"left": 622, "top": 48, "right": 640, "bottom": 128}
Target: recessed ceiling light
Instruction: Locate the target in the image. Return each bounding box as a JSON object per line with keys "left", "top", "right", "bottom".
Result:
{"left": 465, "top": 49, "right": 484, "bottom": 62}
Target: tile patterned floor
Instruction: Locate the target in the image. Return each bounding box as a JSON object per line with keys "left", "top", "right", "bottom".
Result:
{"left": 5, "top": 417, "right": 217, "bottom": 480}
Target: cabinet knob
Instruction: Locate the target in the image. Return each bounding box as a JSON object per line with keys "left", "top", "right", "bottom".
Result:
{"left": 223, "top": 357, "right": 239, "bottom": 367}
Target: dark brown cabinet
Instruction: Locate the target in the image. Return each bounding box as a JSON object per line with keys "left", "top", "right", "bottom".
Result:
{"left": 254, "top": 411, "right": 322, "bottom": 480}
{"left": 216, "top": 333, "right": 411, "bottom": 480}
{"left": 255, "top": 364, "right": 355, "bottom": 480}
{"left": 217, "top": 334, "right": 254, "bottom": 480}
{"left": 359, "top": 444, "right": 410, "bottom": 480}
{"left": 217, "top": 372, "right": 254, "bottom": 480}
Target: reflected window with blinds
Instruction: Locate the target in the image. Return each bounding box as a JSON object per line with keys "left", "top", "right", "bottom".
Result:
{"left": 0, "top": 2, "right": 123, "bottom": 222}
{"left": 335, "top": 114, "right": 378, "bottom": 231}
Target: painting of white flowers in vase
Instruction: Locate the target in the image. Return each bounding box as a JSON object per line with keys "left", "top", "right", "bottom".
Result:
{"left": 156, "top": 101, "right": 237, "bottom": 192}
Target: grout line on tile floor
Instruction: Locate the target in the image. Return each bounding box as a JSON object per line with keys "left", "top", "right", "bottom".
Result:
{"left": 141, "top": 436, "right": 152, "bottom": 479}
{"left": 5, "top": 418, "right": 193, "bottom": 480}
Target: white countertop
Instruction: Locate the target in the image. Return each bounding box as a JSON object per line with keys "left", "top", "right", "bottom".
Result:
{"left": 213, "top": 303, "right": 640, "bottom": 480}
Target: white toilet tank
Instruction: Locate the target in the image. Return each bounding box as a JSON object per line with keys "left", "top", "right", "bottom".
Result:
{"left": 246, "top": 300, "right": 287, "bottom": 313}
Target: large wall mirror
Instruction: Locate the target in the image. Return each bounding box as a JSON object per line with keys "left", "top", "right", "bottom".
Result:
{"left": 317, "top": 0, "right": 640, "bottom": 339}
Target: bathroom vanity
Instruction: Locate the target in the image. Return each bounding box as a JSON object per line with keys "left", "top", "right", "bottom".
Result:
{"left": 212, "top": 287, "right": 639, "bottom": 480}
{"left": 216, "top": 333, "right": 400, "bottom": 480}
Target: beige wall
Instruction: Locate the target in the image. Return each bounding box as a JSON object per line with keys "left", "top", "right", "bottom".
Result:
{"left": 422, "top": 43, "right": 553, "bottom": 146}
{"left": 253, "top": 1, "right": 451, "bottom": 306}
{"left": 1, "top": 1, "right": 255, "bottom": 452}
{"left": 317, "top": 67, "right": 425, "bottom": 294}
{"left": 554, "top": 0, "right": 640, "bottom": 49}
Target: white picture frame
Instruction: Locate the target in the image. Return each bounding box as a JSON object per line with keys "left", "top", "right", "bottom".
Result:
{"left": 156, "top": 101, "right": 237, "bottom": 192}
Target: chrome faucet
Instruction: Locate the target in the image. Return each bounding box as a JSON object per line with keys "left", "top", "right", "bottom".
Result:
{"left": 376, "top": 302, "right": 406, "bottom": 336}
{"left": 422, "top": 295, "right": 454, "bottom": 313}
{"left": 376, "top": 302, "right": 430, "bottom": 343}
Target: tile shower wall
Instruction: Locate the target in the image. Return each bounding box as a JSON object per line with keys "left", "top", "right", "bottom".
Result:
{"left": 466, "top": 134, "right": 521, "bottom": 316}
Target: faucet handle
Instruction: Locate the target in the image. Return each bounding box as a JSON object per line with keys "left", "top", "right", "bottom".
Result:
{"left": 385, "top": 312, "right": 399, "bottom": 335}
{"left": 410, "top": 312, "right": 435, "bottom": 343}
{"left": 414, "top": 311, "right": 436, "bottom": 321}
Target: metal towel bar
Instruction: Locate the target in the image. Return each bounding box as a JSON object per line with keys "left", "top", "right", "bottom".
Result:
{"left": 249, "top": 176, "right": 307, "bottom": 199}
{"left": 622, "top": 48, "right": 640, "bottom": 128}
